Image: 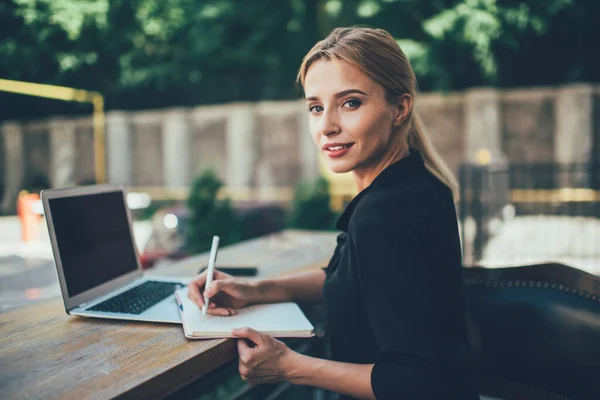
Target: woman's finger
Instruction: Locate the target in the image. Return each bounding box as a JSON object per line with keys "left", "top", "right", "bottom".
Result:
{"left": 187, "top": 283, "right": 204, "bottom": 308}
{"left": 213, "top": 269, "right": 230, "bottom": 279}
{"left": 204, "top": 279, "right": 230, "bottom": 298}
{"left": 237, "top": 337, "right": 253, "bottom": 353}
{"left": 206, "top": 307, "right": 236, "bottom": 316}
{"left": 231, "top": 326, "right": 263, "bottom": 345}
{"left": 187, "top": 273, "right": 208, "bottom": 305}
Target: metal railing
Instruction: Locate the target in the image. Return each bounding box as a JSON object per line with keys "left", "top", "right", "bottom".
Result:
{"left": 0, "top": 78, "right": 106, "bottom": 183}
{"left": 459, "top": 162, "right": 600, "bottom": 269}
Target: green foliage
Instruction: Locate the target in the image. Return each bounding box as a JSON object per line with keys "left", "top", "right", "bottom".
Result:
{"left": 195, "top": 367, "right": 246, "bottom": 400}
{"left": 1, "top": 0, "right": 599, "bottom": 121}
{"left": 185, "top": 169, "right": 243, "bottom": 254}
{"left": 288, "top": 176, "right": 337, "bottom": 231}
{"left": 13, "top": 0, "right": 109, "bottom": 40}
{"left": 415, "top": 0, "right": 576, "bottom": 85}
{"left": 133, "top": 199, "right": 176, "bottom": 221}
{"left": 133, "top": 202, "right": 159, "bottom": 221}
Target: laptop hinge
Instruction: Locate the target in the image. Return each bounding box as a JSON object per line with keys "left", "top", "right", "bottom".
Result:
{"left": 78, "top": 303, "right": 88, "bottom": 308}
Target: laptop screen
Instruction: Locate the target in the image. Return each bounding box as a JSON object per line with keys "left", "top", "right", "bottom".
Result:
{"left": 49, "top": 191, "right": 139, "bottom": 298}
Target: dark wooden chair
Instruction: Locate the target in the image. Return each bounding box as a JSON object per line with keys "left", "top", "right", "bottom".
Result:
{"left": 464, "top": 263, "right": 600, "bottom": 400}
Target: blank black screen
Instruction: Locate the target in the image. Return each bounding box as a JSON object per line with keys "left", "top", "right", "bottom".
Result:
{"left": 49, "top": 191, "right": 139, "bottom": 297}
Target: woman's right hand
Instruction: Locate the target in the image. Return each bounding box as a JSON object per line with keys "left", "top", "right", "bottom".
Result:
{"left": 187, "top": 269, "right": 257, "bottom": 316}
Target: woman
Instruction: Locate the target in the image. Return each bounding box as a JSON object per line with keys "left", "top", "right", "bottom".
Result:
{"left": 188, "top": 27, "right": 478, "bottom": 400}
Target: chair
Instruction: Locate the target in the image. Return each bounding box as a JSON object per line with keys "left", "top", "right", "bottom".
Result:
{"left": 464, "top": 263, "right": 600, "bottom": 400}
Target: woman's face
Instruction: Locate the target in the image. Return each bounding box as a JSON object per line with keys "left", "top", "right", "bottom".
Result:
{"left": 304, "top": 59, "right": 404, "bottom": 174}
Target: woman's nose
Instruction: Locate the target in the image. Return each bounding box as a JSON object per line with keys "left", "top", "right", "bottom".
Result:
{"left": 318, "top": 110, "right": 341, "bottom": 137}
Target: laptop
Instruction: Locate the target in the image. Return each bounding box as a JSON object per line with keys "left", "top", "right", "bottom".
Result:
{"left": 41, "top": 184, "right": 188, "bottom": 324}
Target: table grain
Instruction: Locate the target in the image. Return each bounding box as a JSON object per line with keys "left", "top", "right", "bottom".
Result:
{"left": 0, "top": 230, "right": 338, "bottom": 399}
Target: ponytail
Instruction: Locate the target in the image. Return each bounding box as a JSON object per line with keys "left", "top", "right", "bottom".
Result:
{"left": 408, "top": 111, "right": 459, "bottom": 200}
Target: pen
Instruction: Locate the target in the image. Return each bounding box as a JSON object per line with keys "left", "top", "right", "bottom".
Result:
{"left": 202, "top": 235, "right": 220, "bottom": 315}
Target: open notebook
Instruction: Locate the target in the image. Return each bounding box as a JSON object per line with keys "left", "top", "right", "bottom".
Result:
{"left": 174, "top": 288, "right": 315, "bottom": 339}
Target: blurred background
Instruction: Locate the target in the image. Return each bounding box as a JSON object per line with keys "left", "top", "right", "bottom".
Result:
{"left": 0, "top": 0, "right": 599, "bottom": 313}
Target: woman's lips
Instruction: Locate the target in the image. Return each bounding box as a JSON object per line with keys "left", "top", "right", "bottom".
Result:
{"left": 324, "top": 143, "right": 354, "bottom": 158}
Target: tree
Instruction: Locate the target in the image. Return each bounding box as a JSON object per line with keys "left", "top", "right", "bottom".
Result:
{"left": 185, "top": 169, "right": 242, "bottom": 254}
{"left": 369, "top": 0, "right": 600, "bottom": 90}
{"left": 289, "top": 176, "right": 337, "bottom": 230}
{"left": 1, "top": 0, "right": 598, "bottom": 122}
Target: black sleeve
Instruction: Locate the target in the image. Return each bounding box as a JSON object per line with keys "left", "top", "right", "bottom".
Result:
{"left": 349, "top": 217, "right": 444, "bottom": 399}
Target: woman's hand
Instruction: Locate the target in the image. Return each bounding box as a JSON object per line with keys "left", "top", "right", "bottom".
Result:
{"left": 232, "top": 327, "right": 297, "bottom": 385}
{"left": 187, "top": 269, "right": 257, "bottom": 316}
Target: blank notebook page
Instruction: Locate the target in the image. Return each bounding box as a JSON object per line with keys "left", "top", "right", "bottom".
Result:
{"left": 175, "top": 288, "right": 314, "bottom": 338}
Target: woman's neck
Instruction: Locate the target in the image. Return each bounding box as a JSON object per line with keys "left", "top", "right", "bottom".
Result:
{"left": 352, "top": 142, "right": 410, "bottom": 192}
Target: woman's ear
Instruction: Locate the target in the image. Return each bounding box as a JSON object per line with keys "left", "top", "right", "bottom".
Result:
{"left": 391, "top": 94, "right": 413, "bottom": 126}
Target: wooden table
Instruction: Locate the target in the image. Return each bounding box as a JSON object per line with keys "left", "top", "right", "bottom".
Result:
{"left": 0, "top": 230, "right": 338, "bottom": 399}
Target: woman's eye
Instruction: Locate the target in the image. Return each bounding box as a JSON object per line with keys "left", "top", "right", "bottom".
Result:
{"left": 343, "top": 99, "right": 361, "bottom": 109}
{"left": 309, "top": 105, "right": 323, "bottom": 113}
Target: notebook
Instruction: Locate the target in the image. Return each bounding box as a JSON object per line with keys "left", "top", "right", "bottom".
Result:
{"left": 174, "top": 288, "right": 315, "bottom": 339}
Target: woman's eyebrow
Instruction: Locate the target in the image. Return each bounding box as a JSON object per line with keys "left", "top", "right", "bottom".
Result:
{"left": 305, "top": 89, "right": 368, "bottom": 101}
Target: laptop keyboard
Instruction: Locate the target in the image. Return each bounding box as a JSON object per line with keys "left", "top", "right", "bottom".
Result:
{"left": 88, "top": 281, "right": 184, "bottom": 315}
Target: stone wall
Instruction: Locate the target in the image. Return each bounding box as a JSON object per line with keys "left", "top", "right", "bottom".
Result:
{"left": 501, "top": 88, "right": 556, "bottom": 163}
{"left": 23, "top": 121, "right": 50, "bottom": 188}
{"left": 74, "top": 118, "right": 95, "bottom": 184}
{"left": 1, "top": 83, "right": 599, "bottom": 213}
{"left": 0, "top": 129, "right": 4, "bottom": 200}
{"left": 131, "top": 111, "right": 163, "bottom": 187}
{"left": 417, "top": 92, "right": 465, "bottom": 177}
{"left": 593, "top": 88, "right": 600, "bottom": 189}
{"left": 189, "top": 107, "right": 227, "bottom": 183}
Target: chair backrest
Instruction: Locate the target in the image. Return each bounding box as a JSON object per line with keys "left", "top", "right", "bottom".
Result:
{"left": 463, "top": 263, "right": 600, "bottom": 400}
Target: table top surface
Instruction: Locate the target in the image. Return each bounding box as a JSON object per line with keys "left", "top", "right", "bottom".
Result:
{"left": 0, "top": 230, "right": 338, "bottom": 400}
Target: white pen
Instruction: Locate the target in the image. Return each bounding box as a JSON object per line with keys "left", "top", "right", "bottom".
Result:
{"left": 202, "top": 235, "right": 220, "bottom": 315}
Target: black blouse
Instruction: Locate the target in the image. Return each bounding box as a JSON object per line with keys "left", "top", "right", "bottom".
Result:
{"left": 322, "top": 149, "right": 479, "bottom": 400}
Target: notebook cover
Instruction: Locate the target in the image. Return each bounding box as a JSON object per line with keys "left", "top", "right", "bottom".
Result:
{"left": 174, "top": 289, "right": 315, "bottom": 339}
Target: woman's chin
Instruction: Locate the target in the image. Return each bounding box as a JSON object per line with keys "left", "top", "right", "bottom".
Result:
{"left": 325, "top": 159, "right": 354, "bottom": 174}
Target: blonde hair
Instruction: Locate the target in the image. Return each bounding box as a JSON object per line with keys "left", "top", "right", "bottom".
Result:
{"left": 297, "top": 27, "right": 459, "bottom": 199}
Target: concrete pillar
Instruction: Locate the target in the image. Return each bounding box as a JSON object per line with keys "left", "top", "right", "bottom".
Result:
{"left": 226, "top": 104, "right": 257, "bottom": 187}
{"left": 162, "top": 108, "right": 190, "bottom": 187}
{"left": 106, "top": 112, "right": 132, "bottom": 185}
{"left": 1, "top": 122, "right": 24, "bottom": 213}
{"left": 593, "top": 88, "right": 600, "bottom": 190}
{"left": 49, "top": 118, "right": 77, "bottom": 188}
{"left": 555, "top": 84, "right": 594, "bottom": 165}
{"left": 464, "top": 88, "right": 502, "bottom": 162}
{"left": 297, "top": 101, "right": 320, "bottom": 182}
{"left": 554, "top": 84, "right": 595, "bottom": 187}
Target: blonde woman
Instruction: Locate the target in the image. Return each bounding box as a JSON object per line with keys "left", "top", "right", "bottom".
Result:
{"left": 188, "top": 27, "right": 478, "bottom": 400}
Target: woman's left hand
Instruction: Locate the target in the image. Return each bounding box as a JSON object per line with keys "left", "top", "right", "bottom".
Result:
{"left": 231, "top": 327, "right": 296, "bottom": 385}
